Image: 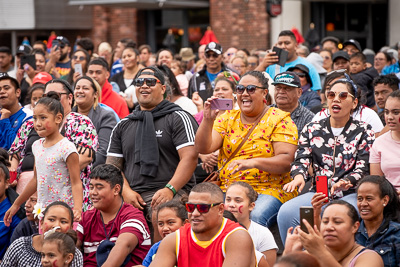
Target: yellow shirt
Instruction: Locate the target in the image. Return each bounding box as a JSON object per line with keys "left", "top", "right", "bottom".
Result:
{"left": 213, "top": 107, "right": 298, "bottom": 203}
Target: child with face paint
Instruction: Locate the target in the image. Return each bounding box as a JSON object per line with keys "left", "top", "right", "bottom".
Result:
{"left": 225, "top": 181, "right": 278, "bottom": 267}
{"left": 1, "top": 201, "right": 83, "bottom": 266}
{"left": 141, "top": 199, "right": 188, "bottom": 267}
{"left": 41, "top": 231, "right": 77, "bottom": 267}
{"left": 4, "top": 93, "right": 82, "bottom": 227}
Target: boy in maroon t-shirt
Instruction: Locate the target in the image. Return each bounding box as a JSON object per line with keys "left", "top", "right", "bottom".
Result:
{"left": 77, "top": 164, "right": 150, "bottom": 266}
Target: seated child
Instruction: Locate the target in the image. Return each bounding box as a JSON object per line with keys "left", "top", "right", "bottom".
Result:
{"left": 77, "top": 164, "right": 151, "bottom": 266}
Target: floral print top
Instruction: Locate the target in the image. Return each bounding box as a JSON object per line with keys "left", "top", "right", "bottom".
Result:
{"left": 291, "top": 117, "right": 375, "bottom": 198}
{"left": 8, "top": 112, "right": 98, "bottom": 211}
{"left": 32, "top": 138, "right": 77, "bottom": 208}
{"left": 213, "top": 107, "right": 298, "bottom": 203}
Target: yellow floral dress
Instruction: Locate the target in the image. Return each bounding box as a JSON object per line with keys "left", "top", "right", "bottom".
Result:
{"left": 213, "top": 107, "right": 298, "bottom": 203}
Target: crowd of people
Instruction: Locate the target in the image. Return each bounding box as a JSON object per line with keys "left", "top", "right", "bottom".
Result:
{"left": 0, "top": 28, "right": 399, "bottom": 267}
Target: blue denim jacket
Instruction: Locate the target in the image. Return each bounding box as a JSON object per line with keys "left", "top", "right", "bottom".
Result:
{"left": 356, "top": 220, "right": 400, "bottom": 267}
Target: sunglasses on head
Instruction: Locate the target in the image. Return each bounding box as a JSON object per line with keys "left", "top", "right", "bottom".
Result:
{"left": 326, "top": 91, "right": 354, "bottom": 100}
{"left": 205, "top": 53, "right": 219, "bottom": 59}
{"left": 73, "top": 55, "right": 86, "bottom": 61}
{"left": 43, "top": 92, "right": 69, "bottom": 98}
{"left": 185, "top": 202, "right": 222, "bottom": 214}
{"left": 134, "top": 77, "right": 161, "bottom": 87}
{"left": 236, "top": 84, "right": 265, "bottom": 94}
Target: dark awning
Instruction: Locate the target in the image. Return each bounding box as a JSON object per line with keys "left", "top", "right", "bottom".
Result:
{"left": 68, "top": 0, "right": 209, "bottom": 9}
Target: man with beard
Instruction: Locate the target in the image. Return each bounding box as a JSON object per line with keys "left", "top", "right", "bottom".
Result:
{"left": 45, "top": 36, "right": 72, "bottom": 77}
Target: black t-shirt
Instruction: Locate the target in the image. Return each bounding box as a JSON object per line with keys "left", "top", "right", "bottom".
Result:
{"left": 107, "top": 110, "right": 198, "bottom": 193}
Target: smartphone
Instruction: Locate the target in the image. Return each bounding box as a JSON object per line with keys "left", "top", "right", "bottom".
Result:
{"left": 272, "top": 46, "right": 288, "bottom": 67}
{"left": 20, "top": 55, "right": 36, "bottom": 70}
{"left": 300, "top": 206, "right": 314, "bottom": 233}
{"left": 210, "top": 98, "right": 233, "bottom": 110}
{"left": 75, "top": 63, "right": 83, "bottom": 76}
{"left": 9, "top": 170, "right": 17, "bottom": 183}
{"left": 316, "top": 175, "right": 329, "bottom": 203}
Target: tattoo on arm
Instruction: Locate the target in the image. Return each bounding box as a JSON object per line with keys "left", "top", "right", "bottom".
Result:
{"left": 106, "top": 156, "right": 124, "bottom": 170}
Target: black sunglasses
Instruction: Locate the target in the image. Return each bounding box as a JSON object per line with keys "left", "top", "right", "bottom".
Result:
{"left": 236, "top": 85, "right": 265, "bottom": 94}
{"left": 73, "top": 55, "right": 86, "bottom": 61}
{"left": 205, "top": 53, "right": 220, "bottom": 59}
{"left": 326, "top": 91, "right": 354, "bottom": 100}
{"left": 134, "top": 78, "right": 161, "bottom": 87}
{"left": 185, "top": 202, "right": 222, "bottom": 214}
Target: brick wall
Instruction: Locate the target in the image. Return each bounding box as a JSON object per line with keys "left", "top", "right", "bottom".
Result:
{"left": 210, "top": 0, "right": 270, "bottom": 51}
{"left": 91, "top": 5, "right": 138, "bottom": 52}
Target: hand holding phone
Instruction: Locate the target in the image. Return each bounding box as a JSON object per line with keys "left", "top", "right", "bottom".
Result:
{"left": 74, "top": 63, "right": 83, "bottom": 76}
{"left": 272, "top": 46, "right": 288, "bottom": 67}
{"left": 210, "top": 98, "right": 233, "bottom": 110}
{"left": 300, "top": 206, "right": 314, "bottom": 234}
{"left": 20, "top": 55, "right": 36, "bottom": 70}
{"left": 316, "top": 176, "right": 329, "bottom": 203}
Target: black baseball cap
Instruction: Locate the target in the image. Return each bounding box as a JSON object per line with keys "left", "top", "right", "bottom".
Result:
{"left": 16, "top": 44, "right": 32, "bottom": 56}
{"left": 332, "top": 51, "right": 350, "bottom": 62}
{"left": 287, "top": 64, "right": 312, "bottom": 86}
{"left": 343, "top": 39, "right": 362, "bottom": 52}
{"left": 205, "top": 42, "right": 223, "bottom": 55}
{"left": 272, "top": 71, "right": 301, "bottom": 88}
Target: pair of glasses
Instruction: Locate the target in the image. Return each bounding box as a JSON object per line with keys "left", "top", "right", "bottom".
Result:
{"left": 134, "top": 78, "right": 161, "bottom": 87}
{"left": 43, "top": 92, "right": 69, "bottom": 98}
{"left": 205, "top": 53, "right": 219, "bottom": 59}
{"left": 73, "top": 56, "right": 86, "bottom": 61}
{"left": 185, "top": 202, "right": 222, "bottom": 214}
{"left": 326, "top": 91, "right": 354, "bottom": 100}
{"left": 236, "top": 85, "right": 265, "bottom": 94}
{"left": 248, "top": 62, "right": 257, "bottom": 67}
{"left": 293, "top": 72, "right": 306, "bottom": 78}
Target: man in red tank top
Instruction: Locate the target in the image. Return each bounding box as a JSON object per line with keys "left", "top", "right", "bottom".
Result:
{"left": 149, "top": 183, "right": 256, "bottom": 267}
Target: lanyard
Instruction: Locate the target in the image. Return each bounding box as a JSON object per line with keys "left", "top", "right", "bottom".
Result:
{"left": 100, "top": 201, "right": 123, "bottom": 240}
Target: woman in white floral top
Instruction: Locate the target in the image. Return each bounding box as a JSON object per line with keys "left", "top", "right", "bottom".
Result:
{"left": 277, "top": 77, "right": 375, "bottom": 243}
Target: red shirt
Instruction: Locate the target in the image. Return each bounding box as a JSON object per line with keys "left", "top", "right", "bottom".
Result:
{"left": 176, "top": 218, "right": 245, "bottom": 267}
{"left": 101, "top": 80, "right": 129, "bottom": 118}
{"left": 77, "top": 203, "right": 151, "bottom": 266}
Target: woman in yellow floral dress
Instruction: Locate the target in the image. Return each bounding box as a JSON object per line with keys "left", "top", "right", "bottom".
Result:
{"left": 195, "top": 71, "right": 299, "bottom": 228}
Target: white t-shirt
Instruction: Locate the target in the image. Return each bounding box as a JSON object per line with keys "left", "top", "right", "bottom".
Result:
{"left": 174, "top": 96, "right": 198, "bottom": 115}
{"left": 312, "top": 106, "right": 383, "bottom": 133}
{"left": 370, "top": 131, "right": 400, "bottom": 190}
{"left": 248, "top": 220, "right": 278, "bottom": 253}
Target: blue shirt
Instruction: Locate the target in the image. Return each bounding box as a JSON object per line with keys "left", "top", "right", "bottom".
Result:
{"left": 205, "top": 70, "right": 221, "bottom": 88}
{"left": 142, "top": 241, "right": 161, "bottom": 267}
{"left": 382, "top": 62, "right": 400, "bottom": 75}
{"left": 266, "top": 57, "right": 322, "bottom": 91}
{"left": 356, "top": 220, "right": 400, "bottom": 267}
{"left": 0, "top": 107, "right": 32, "bottom": 150}
{"left": 0, "top": 197, "right": 22, "bottom": 260}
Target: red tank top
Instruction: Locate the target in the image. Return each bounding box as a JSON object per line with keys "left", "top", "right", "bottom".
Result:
{"left": 176, "top": 218, "right": 245, "bottom": 267}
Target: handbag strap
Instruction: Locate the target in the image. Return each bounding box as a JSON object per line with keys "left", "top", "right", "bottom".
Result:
{"left": 218, "top": 106, "right": 268, "bottom": 171}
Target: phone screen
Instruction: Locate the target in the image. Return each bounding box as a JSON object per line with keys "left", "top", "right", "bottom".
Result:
{"left": 300, "top": 206, "right": 314, "bottom": 233}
